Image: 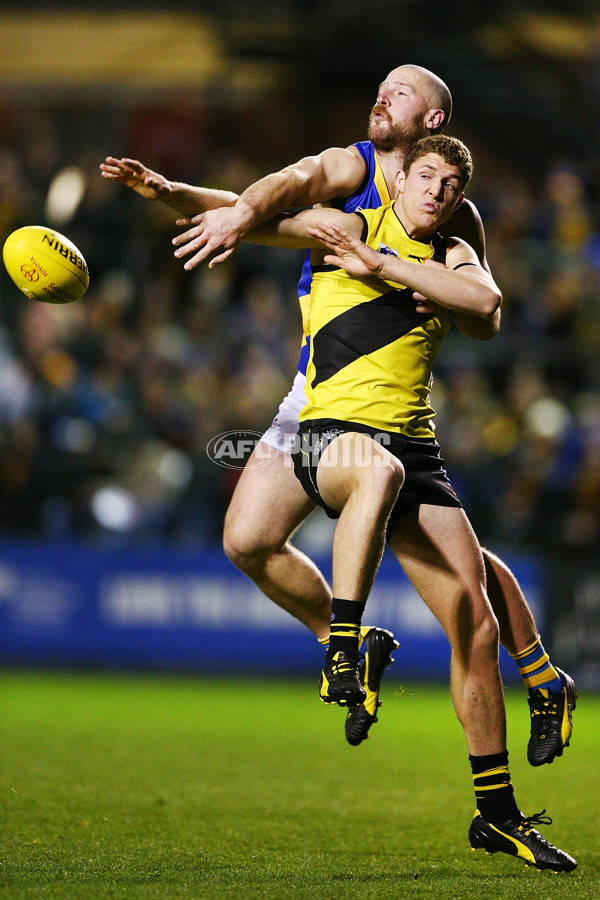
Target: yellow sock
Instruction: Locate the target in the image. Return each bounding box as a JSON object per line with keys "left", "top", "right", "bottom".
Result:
{"left": 511, "top": 635, "right": 562, "bottom": 693}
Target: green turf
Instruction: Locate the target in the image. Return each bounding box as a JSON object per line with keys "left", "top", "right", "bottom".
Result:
{"left": 1, "top": 670, "right": 598, "bottom": 899}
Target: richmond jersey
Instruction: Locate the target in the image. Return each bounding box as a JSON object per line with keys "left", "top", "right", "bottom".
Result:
{"left": 296, "top": 141, "right": 391, "bottom": 375}
{"left": 300, "top": 203, "right": 450, "bottom": 437}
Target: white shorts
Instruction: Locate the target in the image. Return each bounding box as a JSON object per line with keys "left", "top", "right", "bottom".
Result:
{"left": 260, "top": 370, "right": 307, "bottom": 454}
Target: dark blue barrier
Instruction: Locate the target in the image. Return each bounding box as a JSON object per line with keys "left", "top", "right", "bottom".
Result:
{"left": 0, "top": 539, "right": 544, "bottom": 680}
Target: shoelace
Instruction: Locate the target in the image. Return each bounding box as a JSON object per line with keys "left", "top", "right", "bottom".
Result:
{"left": 518, "top": 809, "right": 553, "bottom": 838}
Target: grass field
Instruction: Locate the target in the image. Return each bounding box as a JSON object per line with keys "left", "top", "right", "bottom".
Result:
{"left": 1, "top": 670, "right": 599, "bottom": 899}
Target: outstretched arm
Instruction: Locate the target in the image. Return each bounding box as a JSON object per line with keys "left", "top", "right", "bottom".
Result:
{"left": 244, "top": 206, "right": 364, "bottom": 250}
{"left": 309, "top": 222, "right": 501, "bottom": 321}
{"left": 172, "top": 146, "right": 367, "bottom": 270}
{"left": 99, "top": 157, "right": 239, "bottom": 216}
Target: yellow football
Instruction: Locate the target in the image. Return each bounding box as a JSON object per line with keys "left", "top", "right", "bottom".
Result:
{"left": 2, "top": 225, "right": 89, "bottom": 304}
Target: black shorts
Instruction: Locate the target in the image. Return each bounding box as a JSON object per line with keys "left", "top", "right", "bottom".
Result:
{"left": 293, "top": 418, "right": 462, "bottom": 532}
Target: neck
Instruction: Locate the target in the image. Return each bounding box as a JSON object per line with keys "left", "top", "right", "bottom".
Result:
{"left": 374, "top": 147, "right": 407, "bottom": 200}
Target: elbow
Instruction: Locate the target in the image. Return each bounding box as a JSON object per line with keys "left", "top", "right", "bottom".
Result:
{"left": 286, "top": 159, "right": 319, "bottom": 199}
{"left": 478, "top": 320, "right": 500, "bottom": 341}
{"left": 480, "top": 289, "right": 502, "bottom": 320}
{"left": 478, "top": 305, "right": 502, "bottom": 341}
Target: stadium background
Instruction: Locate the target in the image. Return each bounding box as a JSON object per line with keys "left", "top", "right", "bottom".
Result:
{"left": 1, "top": 0, "right": 600, "bottom": 687}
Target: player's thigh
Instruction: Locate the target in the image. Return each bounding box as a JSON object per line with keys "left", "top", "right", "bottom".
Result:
{"left": 317, "top": 433, "right": 404, "bottom": 512}
{"left": 389, "top": 504, "right": 490, "bottom": 639}
{"left": 224, "top": 441, "right": 316, "bottom": 553}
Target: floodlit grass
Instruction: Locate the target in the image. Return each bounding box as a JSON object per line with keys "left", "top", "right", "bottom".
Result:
{"left": 1, "top": 670, "right": 598, "bottom": 899}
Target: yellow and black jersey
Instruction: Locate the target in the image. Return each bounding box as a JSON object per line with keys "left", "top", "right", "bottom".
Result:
{"left": 296, "top": 141, "right": 391, "bottom": 375}
{"left": 300, "top": 202, "right": 450, "bottom": 437}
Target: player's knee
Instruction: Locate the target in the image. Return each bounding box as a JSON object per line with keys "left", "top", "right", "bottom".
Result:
{"left": 473, "top": 605, "right": 500, "bottom": 656}
{"left": 223, "top": 516, "right": 270, "bottom": 574}
{"left": 452, "top": 589, "right": 499, "bottom": 657}
{"left": 361, "top": 455, "right": 404, "bottom": 509}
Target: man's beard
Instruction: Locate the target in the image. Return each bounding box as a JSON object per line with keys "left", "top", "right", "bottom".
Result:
{"left": 368, "top": 107, "right": 423, "bottom": 153}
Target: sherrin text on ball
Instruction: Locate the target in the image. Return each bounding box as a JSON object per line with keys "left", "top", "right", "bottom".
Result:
{"left": 2, "top": 225, "right": 89, "bottom": 304}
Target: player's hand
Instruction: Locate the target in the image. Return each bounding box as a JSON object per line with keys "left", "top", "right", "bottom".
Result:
{"left": 172, "top": 206, "right": 250, "bottom": 270}
{"left": 99, "top": 157, "right": 170, "bottom": 201}
{"left": 306, "top": 221, "right": 384, "bottom": 278}
{"left": 412, "top": 292, "right": 438, "bottom": 314}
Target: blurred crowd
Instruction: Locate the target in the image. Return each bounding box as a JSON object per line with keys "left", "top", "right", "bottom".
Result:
{"left": 1, "top": 99, "right": 600, "bottom": 554}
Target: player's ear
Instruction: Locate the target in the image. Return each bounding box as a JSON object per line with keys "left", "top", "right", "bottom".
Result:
{"left": 425, "top": 108, "right": 445, "bottom": 133}
{"left": 395, "top": 170, "right": 406, "bottom": 197}
{"left": 453, "top": 191, "right": 465, "bottom": 211}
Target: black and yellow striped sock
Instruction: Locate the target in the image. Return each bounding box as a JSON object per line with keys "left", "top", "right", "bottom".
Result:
{"left": 511, "top": 634, "right": 563, "bottom": 695}
{"left": 469, "top": 751, "right": 520, "bottom": 824}
{"left": 326, "top": 597, "right": 366, "bottom": 665}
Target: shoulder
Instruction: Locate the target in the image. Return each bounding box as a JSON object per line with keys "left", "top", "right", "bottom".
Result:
{"left": 310, "top": 145, "right": 368, "bottom": 197}
{"left": 358, "top": 201, "right": 393, "bottom": 229}
{"left": 346, "top": 140, "right": 373, "bottom": 161}
{"left": 320, "top": 144, "right": 368, "bottom": 171}
{"left": 445, "top": 235, "right": 481, "bottom": 266}
{"left": 445, "top": 198, "right": 483, "bottom": 229}
{"left": 343, "top": 142, "right": 372, "bottom": 175}
{"left": 439, "top": 198, "right": 486, "bottom": 265}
